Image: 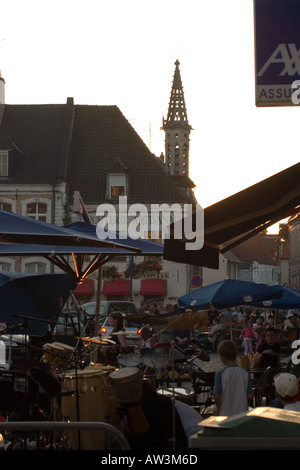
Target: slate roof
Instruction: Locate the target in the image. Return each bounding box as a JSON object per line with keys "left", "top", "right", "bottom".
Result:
{"left": 0, "top": 103, "right": 73, "bottom": 184}
{"left": 66, "top": 105, "right": 193, "bottom": 205}
{"left": 0, "top": 102, "right": 195, "bottom": 206}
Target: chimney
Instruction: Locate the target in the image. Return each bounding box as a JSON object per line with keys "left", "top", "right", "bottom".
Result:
{"left": 0, "top": 72, "right": 5, "bottom": 104}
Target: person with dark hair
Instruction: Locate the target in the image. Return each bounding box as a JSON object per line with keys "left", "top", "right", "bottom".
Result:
{"left": 252, "top": 328, "right": 281, "bottom": 369}
{"left": 108, "top": 311, "right": 127, "bottom": 347}
{"left": 214, "top": 340, "right": 253, "bottom": 416}
{"left": 207, "top": 303, "right": 219, "bottom": 326}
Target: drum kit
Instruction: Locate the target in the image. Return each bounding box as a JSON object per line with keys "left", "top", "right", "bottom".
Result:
{"left": 0, "top": 309, "right": 212, "bottom": 450}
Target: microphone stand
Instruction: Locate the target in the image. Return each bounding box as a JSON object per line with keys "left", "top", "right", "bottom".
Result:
{"left": 169, "top": 340, "right": 176, "bottom": 451}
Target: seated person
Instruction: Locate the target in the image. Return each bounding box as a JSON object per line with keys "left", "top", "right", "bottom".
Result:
{"left": 126, "top": 381, "right": 202, "bottom": 449}
{"left": 252, "top": 328, "right": 280, "bottom": 369}
{"left": 195, "top": 318, "right": 225, "bottom": 350}
{"left": 108, "top": 311, "right": 127, "bottom": 347}
{"left": 138, "top": 326, "right": 158, "bottom": 353}
{"left": 274, "top": 373, "right": 300, "bottom": 412}
{"left": 173, "top": 329, "right": 191, "bottom": 350}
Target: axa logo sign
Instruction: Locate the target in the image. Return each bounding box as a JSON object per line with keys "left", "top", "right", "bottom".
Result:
{"left": 256, "top": 43, "right": 300, "bottom": 105}
{"left": 257, "top": 43, "right": 300, "bottom": 77}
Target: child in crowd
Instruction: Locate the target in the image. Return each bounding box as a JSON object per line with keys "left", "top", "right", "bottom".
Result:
{"left": 241, "top": 321, "right": 254, "bottom": 354}
{"left": 214, "top": 340, "right": 253, "bottom": 416}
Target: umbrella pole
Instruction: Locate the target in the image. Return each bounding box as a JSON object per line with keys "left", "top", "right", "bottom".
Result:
{"left": 94, "top": 268, "right": 102, "bottom": 335}
{"left": 168, "top": 341, "right": 176, "bottom": 451}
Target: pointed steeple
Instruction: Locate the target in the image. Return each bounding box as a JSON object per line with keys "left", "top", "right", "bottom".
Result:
{"left": 162, "top": 60, "right": 192, "bottom": 176}
{"left": 163, "top": 60, "right": 191, "bottom": 130}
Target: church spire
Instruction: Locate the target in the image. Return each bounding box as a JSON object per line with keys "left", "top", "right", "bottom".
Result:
{"left": 162, "top": 60, "right": 192, "bottom": 176}
{"left": 163, "top": 60, "right": 191, "bottom": 130}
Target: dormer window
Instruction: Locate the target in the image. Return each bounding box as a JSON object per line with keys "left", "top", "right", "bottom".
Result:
{"left": 108, "top": 173, "right": 126, "bottom": 199}
{"left": 0, "top": 151, "right": 8, "bottom": 176}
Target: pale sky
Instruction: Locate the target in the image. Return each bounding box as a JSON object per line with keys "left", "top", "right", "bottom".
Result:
{"left": 1, "top": 0, "right": 299, "bottom": 227}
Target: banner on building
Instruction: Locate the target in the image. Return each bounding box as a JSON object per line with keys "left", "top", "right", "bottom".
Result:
{"left": 254, "top": 0, "right": 300, "bottom": 107}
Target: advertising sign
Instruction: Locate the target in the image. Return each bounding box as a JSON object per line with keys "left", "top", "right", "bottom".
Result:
{"left": 254, "top": 0, "right": 300, "bottom": 106}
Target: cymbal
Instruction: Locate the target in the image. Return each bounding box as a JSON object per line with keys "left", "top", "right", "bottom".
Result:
{"left": 77, "top": 337, "right": 116, "bottom": 345}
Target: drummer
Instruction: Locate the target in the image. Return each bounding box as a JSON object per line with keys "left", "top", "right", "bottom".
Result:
{"left": 108, "top": 311, "right": 128, "bottom": 347}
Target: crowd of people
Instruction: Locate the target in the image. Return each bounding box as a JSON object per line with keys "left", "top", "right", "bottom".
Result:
{"left": 207, "top": 303, "right": 300, "bottom": 418}
{"left": 98, "top": 305, "right": 300, "bottom": 446}
{"left": 213, "top": 338, "right": 300, "bottom": 418}
{"left": 137, "top": 301, "right": 179, "bottom": 316}
{"left": 206, "top": 303, "right": 300, "bottom": 357}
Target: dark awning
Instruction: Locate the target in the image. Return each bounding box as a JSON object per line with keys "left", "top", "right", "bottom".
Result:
{"left": 74, "top": 278, "right": 94, "bottom": 295}
{"left": 102, "top": 279, "right": 130, "bottom": 295}
{"left": 140, "top": 279, "right": 167, "bottom": 296}
{"left": 164, "top": 162, "right": 300, "bottom": 269}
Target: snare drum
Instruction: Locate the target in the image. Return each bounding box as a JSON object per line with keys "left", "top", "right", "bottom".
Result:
{"left": 42, "top": 343, "right": 73, "bottom": 370}
{"left": 52, "top": 342, "right": 73, "bottom": 366}
{"left": 61, "top": 365, "right": 118, "bottom": 450}
{"left": 42, "top": 343, "right": 66, "bottom": 368}
{"left": 156, "top": 386, "right": 195, "bottom": 405}
{"left": 109, "top": 366, "right": 143, "bottom": 405}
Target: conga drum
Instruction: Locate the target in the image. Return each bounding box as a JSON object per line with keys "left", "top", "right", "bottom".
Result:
{"left": 61, "top": 365, "right": 118, "bottom": 450}
{"left": 109, "top": 367, "right": 149, "bottom": 433}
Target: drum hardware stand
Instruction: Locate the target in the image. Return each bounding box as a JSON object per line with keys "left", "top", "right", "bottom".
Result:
{"left": 168, "top": 341, "right": 177, "bottom": 451}
{"left": 70, "top": 349, "right": 82, "bottom": 450}
{"left": 7, "top": 317, "right": 33, "bottom": 419}
{"left": 143, "top": 356, "right": 159, "bottom": 375}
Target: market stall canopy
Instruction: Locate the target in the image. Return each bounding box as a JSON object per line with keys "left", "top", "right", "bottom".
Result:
{"left": 0, "top": 272, "right": 76, "bottom": 336}
{"left": 73, "top": 278, "right": 95, "bottom": 296}
{"left": 140, "top": 279, "right": 167, "bottom": 296}
{"left": 102, "top": 279, "right": 131, "bottom": 296}
{"left": 177, "top": 279, "right": 284, "bottom": 310}
{"left": 164, "top": 162, "right": 300, "bottom": 269}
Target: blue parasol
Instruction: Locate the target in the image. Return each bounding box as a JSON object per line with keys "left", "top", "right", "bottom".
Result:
{"left": 0, "top": 273, "right": 76, "bottom": 336}
{"left": 178, "top": 279, "right": 284, "bottom": 310}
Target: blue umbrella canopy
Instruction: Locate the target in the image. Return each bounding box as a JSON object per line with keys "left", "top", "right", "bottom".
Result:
{"left": 252, "top": 286, "right": 300, "bottom": 309}
{"left": 0, "top": 273, "right": 76, "bottom": 336}
{"left": 0, "top": 213, "right": 162, "bottom": 281}
{"left": 65, "top": 222, "right": 163, "bottom": 255}
{"left": 0, "top": 209, "right": 139, "bottom": 250}
{"left": 178, "top": 279, "right": 284, "bottom": 310}
{"left": 0, "top": 243, "right": 143, "bottom": 281}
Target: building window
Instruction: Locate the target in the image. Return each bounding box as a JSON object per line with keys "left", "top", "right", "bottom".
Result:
{"left": 25, "top": 262, "right": 46, "bottom": 274}
{"left": 0, "top": 202, "right": 12, "bottom": 211}
{"left": 0, "top": 152, "right": 8, "bottom": 177}
{"left": 0, "top": 262, "right": 11, "bottom": 272}
{"left": 108, "top": 174, "right": 126, "bottom": 199}
{"left": 26, "top": 202, "right": 47, "bottom": 221}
